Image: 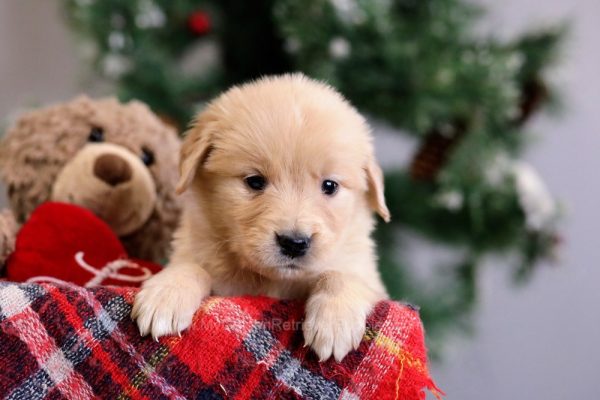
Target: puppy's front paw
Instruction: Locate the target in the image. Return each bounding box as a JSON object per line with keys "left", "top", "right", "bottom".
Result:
{"left": 131, "top": 268, "right": 209, "bottom": 339}
{"left": 303, "top": 293, "right": 369, "bottom": 362}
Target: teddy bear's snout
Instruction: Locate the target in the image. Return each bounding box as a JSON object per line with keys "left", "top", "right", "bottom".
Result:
{"left": 93, "top": 153, "right": 133, "bottom": 186}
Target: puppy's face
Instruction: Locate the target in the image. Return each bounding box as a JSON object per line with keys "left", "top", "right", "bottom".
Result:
{"left": 178, "top": 76, "right": 389, "bottom": 280}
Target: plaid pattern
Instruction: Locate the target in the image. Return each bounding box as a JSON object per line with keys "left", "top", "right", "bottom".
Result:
{"left": 0, "top": 281, "right": 441, "bottom": 399}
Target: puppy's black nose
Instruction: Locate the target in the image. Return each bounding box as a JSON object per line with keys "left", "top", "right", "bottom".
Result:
{"left": 276, "top": 233, "right": 311, "bottom": 259}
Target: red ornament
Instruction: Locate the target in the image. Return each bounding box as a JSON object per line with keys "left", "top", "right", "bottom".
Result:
{"left": 188, "top": 11, "right": 211, "bottom": 35}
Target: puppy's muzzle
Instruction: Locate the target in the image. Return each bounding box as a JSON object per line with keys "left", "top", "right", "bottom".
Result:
{"left": 276, "top": 232, "right": 311, "bottom": 259}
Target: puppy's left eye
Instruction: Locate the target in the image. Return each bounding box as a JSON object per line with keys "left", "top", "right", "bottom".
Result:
{"left": 322, "top": 180, "right": 339, "bottom": 196}
{"left": 245, "top": 175, "right": 267, "bottom": 191}
{"left": 141, "top": 147, "right": 155, "bottom": 166}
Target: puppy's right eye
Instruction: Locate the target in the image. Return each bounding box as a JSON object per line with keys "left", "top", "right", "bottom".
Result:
{"left": 322, "top": 179, "right": 339, "bottom": 196}
{"left": 245, "top": 175, "right": 267, "bottom": 191}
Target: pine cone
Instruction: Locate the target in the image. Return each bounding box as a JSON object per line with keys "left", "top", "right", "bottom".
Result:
{"left": 410, "top": 119, "right": 468, "bottom": 181}
{"left": 410, "top": 78, "right": 549, "bottom": 181}
{"left": 514, "top": 78, "right": 549, "bottom": 125}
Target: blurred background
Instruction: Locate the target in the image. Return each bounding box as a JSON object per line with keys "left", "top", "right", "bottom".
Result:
{"left": 0, "top": 1, "right": 598, "bottom": 398}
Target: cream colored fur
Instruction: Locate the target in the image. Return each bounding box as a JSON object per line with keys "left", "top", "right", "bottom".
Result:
{"left": 132, "top": 74, "right": 390, "bottom": 362}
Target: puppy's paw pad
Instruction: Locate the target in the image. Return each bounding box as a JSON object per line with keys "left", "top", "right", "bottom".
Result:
{"left": 132, "top": 276, "right": 206, "bottom": 339}
{"left": 303, "top": 295, "right": 367, "bottom": 362}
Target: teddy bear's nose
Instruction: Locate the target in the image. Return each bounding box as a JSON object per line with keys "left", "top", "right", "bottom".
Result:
{"left": 93, "top": 153, "right": 133, "bottom": 186}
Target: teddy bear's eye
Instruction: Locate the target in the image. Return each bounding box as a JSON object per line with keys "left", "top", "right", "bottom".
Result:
{"left": 88, "top": 127, "right": 104, "bottom": 142}
{"left": 141, "top": 147, "right": 155, "bottom": 166}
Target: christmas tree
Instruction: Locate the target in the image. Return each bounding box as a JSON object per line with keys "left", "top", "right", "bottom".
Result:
{"left": 63, "top": 0, "right": 564, "bottom": 351}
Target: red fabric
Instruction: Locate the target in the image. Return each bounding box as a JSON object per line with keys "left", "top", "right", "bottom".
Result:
{"left": 0, "top": 281, "right": 443, "bottom": 399}
{"left": 5, "top": 202, "right": 162, "bottom": 287}
{"left": 0, "top": 202, "right": 443, "bottom": 398}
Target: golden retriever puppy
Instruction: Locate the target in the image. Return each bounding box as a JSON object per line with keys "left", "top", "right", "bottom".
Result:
{"left": 132, "top": 74, "right": 390, "bottom": 362}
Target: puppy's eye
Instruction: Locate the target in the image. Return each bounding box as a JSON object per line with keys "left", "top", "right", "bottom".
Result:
{"left": 245, "top": 175, "right": 267, "bottom": 191}
{"left": 88, "top": 127, "right": 104, "bottom": 142}
{"left": 141, "top": 147, "right": 155, "bottom": 166}
{"left": 322, "top": 179, "right": 339, "bottom": 196}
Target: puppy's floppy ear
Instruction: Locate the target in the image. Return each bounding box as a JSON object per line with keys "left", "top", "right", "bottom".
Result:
{"left": 176, "top": 118, "right": 214, "bottom": 194}
{"left": 365, "top": 157, "right": 391, "bottom": 222}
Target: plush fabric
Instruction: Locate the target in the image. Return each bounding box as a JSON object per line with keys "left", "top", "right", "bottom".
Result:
{"left": 5, "top": 203, "right": 162, "bottom": 287}
{"left": 0, "top": 281, "right": 442, "bottom": 399}
{"left": 0, "top": 209, "right": 18, "bottom": 267}
{"left": 0, "top": 96, "right": 181, "bottom": 262}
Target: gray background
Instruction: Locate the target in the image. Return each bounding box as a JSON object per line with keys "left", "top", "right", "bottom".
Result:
{"left": 0, "top": 1, "right": 598, "bottom": 399}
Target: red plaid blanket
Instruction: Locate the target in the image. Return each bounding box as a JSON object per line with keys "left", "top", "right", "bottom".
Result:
{"left": 0, "top": 281, "right": 441, "bottom": 399}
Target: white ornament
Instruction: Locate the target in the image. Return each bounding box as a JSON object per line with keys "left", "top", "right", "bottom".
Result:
{"left": 485, "top": 152, "right": 512, "bottom": 186}
{"left": 102, "top": 54, "right": 132, "bottom": 78}
{"left": 435, "top": 68, "right": 454, "bottom": 86}
{"left": 331, "top": 0, "right": 358, "bottom": 22}
{"left": 506, "top": 52, "right": 525, "bottom": 71}
{"left": 136, "top": 0, "right": 166, "bottom": 29}
{"left": 108, "top": 31, "right": 126, "bottom": 50}
{"left": 435, "top": 190, "right": 464, "bottom": 211}
{"left": 329, "top": 0, "right": 365, "bottom": 24}
{"left": 512, "top": 162, "right": 556, "bottom": 230}
{"left": 284, "top": 37, "right": 301, "bottom": 54}
{"left": 329, "top": 37, "right": 351, "bottom": 59}
{"left": 330, "top": 0, "right": 354, "bottom": 14}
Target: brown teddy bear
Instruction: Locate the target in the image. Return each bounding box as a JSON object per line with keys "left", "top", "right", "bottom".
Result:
{"left": 0, "top": 96, "right": 181, "bottom": 265}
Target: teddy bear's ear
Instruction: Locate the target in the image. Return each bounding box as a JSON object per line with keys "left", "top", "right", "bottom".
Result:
{"left": 176, "top": 117, "right": 214, "bottom": 195}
